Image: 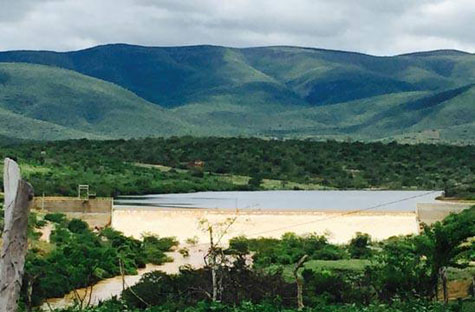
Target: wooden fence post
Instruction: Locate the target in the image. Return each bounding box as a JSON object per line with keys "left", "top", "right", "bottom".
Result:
{"left": 0, "top": 158, "right": 34, "bottom": 312}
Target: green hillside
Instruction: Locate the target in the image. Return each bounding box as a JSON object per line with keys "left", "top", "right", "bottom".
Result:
{"left": 0, "top": 63, "right": 197, "bottom": 140}
{"left": 0, "top": 45, "right": 474, "bottom": 142}
{"left": 2, "top": 45, "right": 473, "bottom": 108}
{"left": 173, "top": 86, "right": 475, "bottom": 143}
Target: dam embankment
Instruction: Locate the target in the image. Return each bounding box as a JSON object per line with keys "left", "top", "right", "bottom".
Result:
{"left": 416, "top": 201, "right": 473, "bottom": 225}
{"left": 112, "top": 207, "right": 419, "bottom": 244}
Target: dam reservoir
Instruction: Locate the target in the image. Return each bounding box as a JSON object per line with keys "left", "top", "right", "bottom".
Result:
{"left": 114, "top": 190, "right": 442, "bottom": 212}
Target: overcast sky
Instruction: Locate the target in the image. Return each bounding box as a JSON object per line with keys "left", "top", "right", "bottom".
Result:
{"left": 0, "top": 0, "right": 473, "bottom": 55}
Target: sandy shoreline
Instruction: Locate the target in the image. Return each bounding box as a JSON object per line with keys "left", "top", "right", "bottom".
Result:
{"left": 112, "top": 206, "right": 419, "bottom": 245}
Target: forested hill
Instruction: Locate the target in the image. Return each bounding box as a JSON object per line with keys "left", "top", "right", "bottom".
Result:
{"left": 0, "top": 45, "right": 474, "bottom": 142}
{"left": 2, "top": 45, "right": 474, "bottom": 108}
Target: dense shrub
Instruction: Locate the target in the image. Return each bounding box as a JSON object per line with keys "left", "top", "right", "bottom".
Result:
{"left": 142, "top": 235, "right": 178, "bottom": 264}
{"left": 44, "top": 212, "right": 67, "bottom": 224}
{"left": 302, "top": 269, "right": 372, "bottom": 305}
{"left": 230, "top": 233, "right": 348, "bottom": 268}
{"left": 67, "top": 218, "right": 89, "bottom": 233}
{"left": 54, "top": 299, "right": 472, "bottom": 312}
{"left": 348, "top": 233, "right": 372, "bottom": 259}
{"left": 122, "top": 266, "right": 295, "bottom": 309}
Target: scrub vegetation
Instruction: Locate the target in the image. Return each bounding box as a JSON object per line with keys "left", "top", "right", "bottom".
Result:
{"left": 33, "top": 206, "right": 473, "bottom": 312}
{"left": 1, "top": 137, "right": 473, "bottom": 199}
{"left": 21, "top": 214, "right": 177, "bottom": 308}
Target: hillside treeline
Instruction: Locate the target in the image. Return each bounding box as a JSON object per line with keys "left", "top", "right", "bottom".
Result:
{"left": 1, "top": 137, "right": 474, "bottom": 198}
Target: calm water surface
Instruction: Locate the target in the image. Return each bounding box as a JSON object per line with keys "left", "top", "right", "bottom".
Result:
{"left": 115, "top": 190, "right": 442, "bottom": 212}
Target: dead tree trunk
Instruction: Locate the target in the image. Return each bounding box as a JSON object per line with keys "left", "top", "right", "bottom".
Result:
{"left": 0, "top": 158, "right": 34, "bottom": 312}
{"left": 200, "top": 217, "right": 236, "bottom": 303}
{"left": 293, "top": 255, "right": 308, "bottom": 311}
{"left": 208, "top": 227, "right": 219, "bottom": 302}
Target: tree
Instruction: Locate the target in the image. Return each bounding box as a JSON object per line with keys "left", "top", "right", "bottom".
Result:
{"left": 368, "top": 236, "right": 433, "bottom": 301}
{"left": 248, "top": 175, "right": 262, "bottom": 189}
{"left": 348, "top": 233, "right": 372, "bottom": 259}
{"left": 417, "top": 206, "right": 475, "bottom": 302}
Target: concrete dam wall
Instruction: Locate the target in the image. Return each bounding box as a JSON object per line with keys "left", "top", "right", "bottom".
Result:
{"left": 33, "top": 197, "right": 113, "bottom": 228}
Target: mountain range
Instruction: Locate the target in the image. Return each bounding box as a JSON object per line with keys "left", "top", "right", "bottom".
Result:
{"left": 0, "top": 44, "right": 474, "bottom": 143}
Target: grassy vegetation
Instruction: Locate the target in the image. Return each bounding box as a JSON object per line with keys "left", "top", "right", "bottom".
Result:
{"left": 0, "top": 46, "right": 474, "bottom": 142}
{"left": 0, "top": 137, "right": 473, "bottom": 198}
{"left": 0, "top": 63, "right": 196, "bottom": 140}
{"left": 447, "top": 266, "right": 475, "bottom": 281}
{"left": 302, "top": 259, "right": 370, "bottom": 272}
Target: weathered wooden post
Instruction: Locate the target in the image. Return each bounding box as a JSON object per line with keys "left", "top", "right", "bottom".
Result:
{"left": 0, "top": 158, "right": 34, "bottom": 312}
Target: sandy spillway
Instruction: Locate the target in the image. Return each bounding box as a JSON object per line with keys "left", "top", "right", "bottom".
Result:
{"left": 112, "top": 207, "right": 419, "bottom": 244}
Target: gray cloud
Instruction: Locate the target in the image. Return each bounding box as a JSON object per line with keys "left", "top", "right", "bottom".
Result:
{"left": 0, "top": 0, "right": 52, "bottom": 21}
{"left": 0, "top": 0, "right": 473, "bottom": 55}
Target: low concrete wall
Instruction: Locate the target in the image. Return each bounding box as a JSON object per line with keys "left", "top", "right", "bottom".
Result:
{"left": 417, "top": 202, "right": 472, "bottom": 226}
{"left": 33, "top": 197, "right": 112, "bottom": 228}
{"left": 33, "top": 197, "right": 112, "bottom": 213}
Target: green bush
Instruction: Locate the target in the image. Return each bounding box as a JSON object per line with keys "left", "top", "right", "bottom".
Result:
{"left": 348, "top": 233, "right": 372, "bottom": 259}
{"left": 44, "top": 213, "right": 67, "bottom": 224}
{"left": 67, "top": 218, "right": 89, "bottom": 233}
{"left": 238, "top": 233, "right": 347, "bottom": 268}
{"left": 142, "top": 235, "right": 178, "bottom": 265}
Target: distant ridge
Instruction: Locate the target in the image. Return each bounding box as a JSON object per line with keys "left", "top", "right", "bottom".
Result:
{"left": 2, "top": 43, "right": 472, "bottom": 57}
{"left": 397, "top": 49, "right": 472, "bottom": 57}
{"left": 0, "top": 44, "right": 474, "bottom": 143}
